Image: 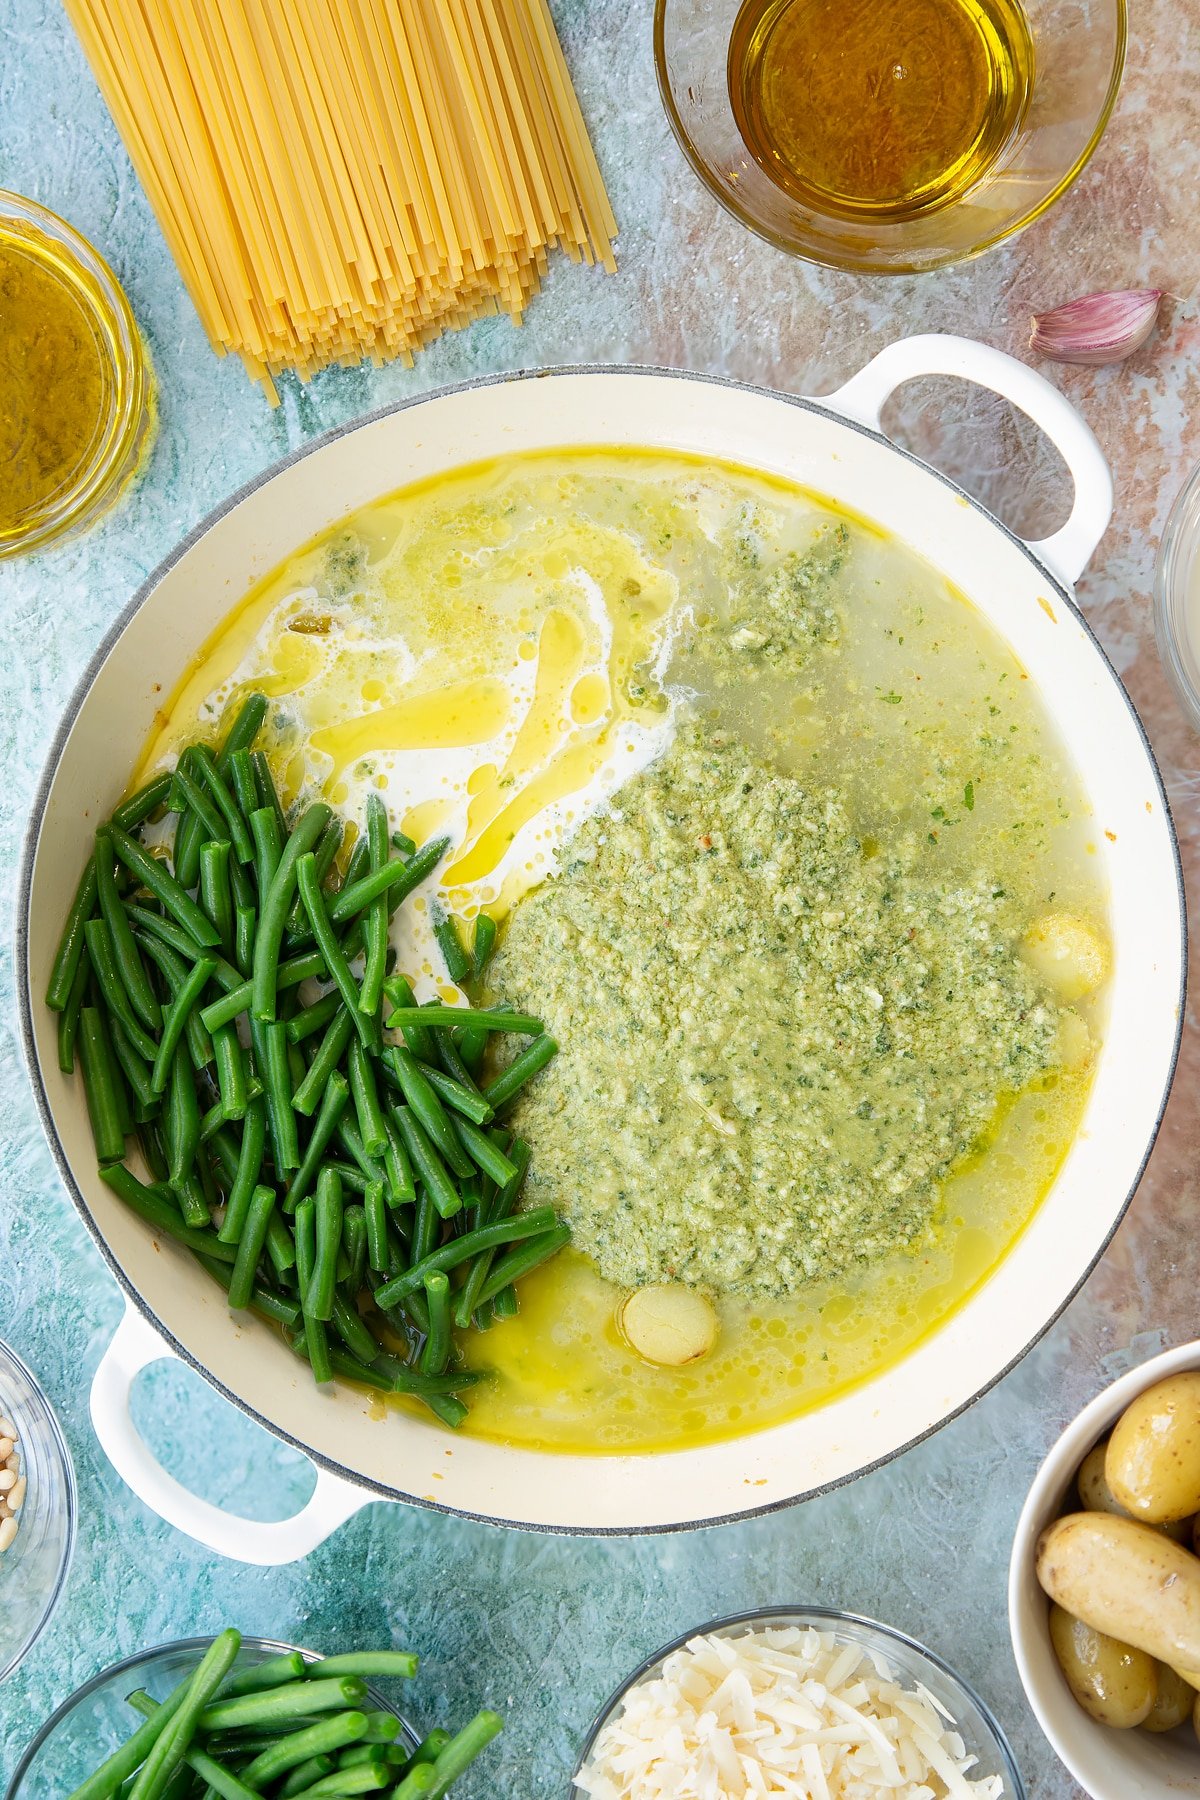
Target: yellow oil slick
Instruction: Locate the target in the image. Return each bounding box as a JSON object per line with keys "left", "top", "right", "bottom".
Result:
{"left": 311, "top": 677, "right": 511, "bottom": 779}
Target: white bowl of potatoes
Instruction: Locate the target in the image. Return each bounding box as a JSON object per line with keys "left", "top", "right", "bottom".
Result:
{"left": 1009, "top": 1342, "right": 1200, "bottom": 1797}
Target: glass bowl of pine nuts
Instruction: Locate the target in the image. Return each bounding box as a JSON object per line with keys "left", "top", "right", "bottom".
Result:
{"left": 0, "top": 1338, "right": 75, "bottom": 1681}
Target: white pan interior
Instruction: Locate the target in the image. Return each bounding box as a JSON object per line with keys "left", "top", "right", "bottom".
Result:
{"left": 21, "top": 369, "right": 1185, "bottom": 1532}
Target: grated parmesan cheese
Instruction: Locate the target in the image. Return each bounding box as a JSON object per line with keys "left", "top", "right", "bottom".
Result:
{"left": 575, "top": 1627, "right": 1009, "bottom": 1800}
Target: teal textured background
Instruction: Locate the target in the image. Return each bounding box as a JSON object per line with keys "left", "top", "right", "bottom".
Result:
{"left": 3, "top": 1, "right": 1200, "bottom": 1795}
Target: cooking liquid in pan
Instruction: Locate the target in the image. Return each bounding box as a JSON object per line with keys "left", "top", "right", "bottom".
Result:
{"left": 137, "top": 448, "right": 1105, "bottom": 1453}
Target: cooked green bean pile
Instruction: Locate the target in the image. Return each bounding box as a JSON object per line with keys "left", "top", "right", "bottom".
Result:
{"left": 66, "top": 1629, "right": 501, "bottom": 1800}
{"left": 45, "top": 695, "right": 566, "bottom": 1424}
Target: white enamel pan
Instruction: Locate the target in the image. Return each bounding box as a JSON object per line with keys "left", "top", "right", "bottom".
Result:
{"left": 17, "top": 336, "right": 1186, "bottom": 1563}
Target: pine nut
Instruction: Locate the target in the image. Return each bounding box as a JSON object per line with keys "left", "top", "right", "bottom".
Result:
{"left": 0, "top": 1417, "right": 14, "bottom": 1439}
{"left": 9, "top": 1477, "right": 25, "bottom": 1512}
{"left": 0, "top": 1438, "right": 13, "bottom": 1461}
{"left": 0, "top": 1516, "right": 16, "bottom": 1552}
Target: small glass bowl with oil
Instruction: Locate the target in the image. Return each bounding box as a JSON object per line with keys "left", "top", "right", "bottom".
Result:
{"left": 0, "top": 193, "right": 154, "bottom": 559}
{"left": 654, "top": 0, "right": 1126, "bottom": 273}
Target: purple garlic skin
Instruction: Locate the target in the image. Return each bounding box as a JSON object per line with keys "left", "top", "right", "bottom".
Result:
{"left": 1030, "top": 289, "right": 1163, "bottom": 366}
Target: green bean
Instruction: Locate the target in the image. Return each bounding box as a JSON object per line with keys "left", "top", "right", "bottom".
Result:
{"left": 407, "top": 1729, "right": 451, "bottom": 1769}
{"left": 210, "top": 1025, "right": 248, "bottom": 1118}
{"left": 384, "top": 1048, "right": 471, "bottom": 1176}
{"left": 151, "top": 956, "right": 218, "bottom": 1094}
{"left": 230, "top": 853, "right": 256, "bottom": 910}
{"left": 63, "top": 1674, "right": 192, "bottom": 1800}
{"left": 249, "top": 805, "right": 283, "bottom": 901}
{"left": 242, "top": 1715, "right": 369, "bottom": 1788}
{"left": 84, "top": 918, "right": 159, "bottom": 1058}
{"left": 410, "top": 1187, "right": 438, "bottom": 1266}
{"left": 424, "top": 1393, "right": 472, "bottom": 1428}
{"left": 279, "top": 1763, "right": 336, "bottom": 1800}
{"left": 139, "top": 1119, "right": 171, "bottom": 1184}
{"left": 420, "top": 1272, "right": 451, "bottom": 1375}
{"left": 363, "top": 1182, "right": 388, "bottom": 1273}
{"left": 323, "top": 1346, "right": 396, "bottom": 1392}
{"left": 419, "top": 1711, "right": 502, "bottom": 1799}
{"left": 448, "top": 1115, "right": 518, "bottom": 1186}
{"left": 307, "top": 1167, "right": 344, "bottom": 1321}
{"left": 228, "top": 748, "right": 260, "bottom": 825}
{"left": 216, "top": 693, "right": 268, "bottom": 768}
{"left": 111, "top": 771, "right": 174, "bottom": 833}
{"left": 347, "top": 1040, "right": 388, "bottom": 1156}
{"left": 390, "top": 830, "right": 416, "bottom": 856}
{"left": 384, "top": 1004, "right": 542, "bottom": 1036}
{"left": 287, "top": 991, "right": 340, "bottom": 1043}
{"left": 475, "top": 1225, "right": 571, "bottom": 1307}
{"left": 124, "top": 907, "right": 243, "bottom": 993}
{"left": 316, "top": 1160, "right": 362, "bottom": 1196}
{"left": 396, "top": 1064, "right": 487, "bottom": 1127}
{"left": 287, "top": 1070, "right": 350, "bottom": 1210}
{"left": 456, "top": 1028, "right": 487, "bottom": 1075}
{"left": 227, "top": 1184, "right": 276, "bottom": 1309}
{"left": 97, "top": 834, "right": 162, "bottom": 1030}
{"left": 100, "top": 1164, "right": 237, "bottom": 1260}
{"left": 199, "top": 840, "right": 235, "bottom": 958}
{"left": 331, "top": 1294, "right": 379, "bottom": 1366}
{"left": 292, "top": 1010, "right": 354, "bottom": 1127}
{"left": 171, "top": 752, "right": 229, "bottom": 845}
{"left": 186, "top": 1155, "right": 219, "bottom": 1226}
{"left": 215, "top": 1098, "right": 266, "bottom": 1242}
{"left": 392, "top": 1108, "right": 461, "bottom": 1220}
{"left": 338, "top": 1745, "right": 408, "bottom": 1770}
{"left": 79, "top": 1006, "right": 128, "bottom": 1163}
{"left": 326, "top": 835, "right": 451, "bottom": 925}
{"left": 125, "top": 1693, "right": 261, "bottom": 1800}
{"left": 482, "top": 1033, "right": 559, "bottom": 1110}
{"left": 194, "top": 745, "right": 254, "bottom": 864}
{"left": 265, "top": 1212, "right": 296, "bottom": 1278}
{"left": 135, "top": 933, "right": 215, "bottom": 1072}
{"left": 251, "top": 750, "right": 288, "bottom": 846}
{"left": 335, "top": 1118, "right": 386, "bottom": 1189}
{"left": 380, "top": 1115, "right": 416, "bottom": 1207}
{"left": 390, "top": 1764, "right": 435, "bottom": 1797}
{"left": 342, "top": 1204, "right": 367, "bottom": 1292}
{"left": 286, "top": 818, "right": 344, "bottom": 938}
{"left": 234, "top": 904, "right": 256, "bottom": 979}
{"left": 259, "top": 1019, "right": 301, "bottom": 1171}
{"left": 284, "top": 1764, "right": 389, "bottom": 1799}
{"left": 252, "top": 804, "right": 333, "bottom": 1021}
{"left": 58, "top": 946, "right": 91, "bottom": 1072}
{"left": 214, "top": 1651, "right": 307, "bottom": 1696}
{"left": 110, "top": 827, "right": 221, "bottom": 947}
{"left": 373, "top": 1207, "right": 559, "bottom": 1306}
{"left": 200, "top": 1676, "right": 367, "bottom": 1734}
{"left": 471, "top": 913, "right": 497, "bottom": 979}
{"left": 431, "top": 1030, "right": 483, "bottom": 1098}
{"left": 48, "top": 856, "right": 98, "bottom": 1011}
{"left": 128, "top": 1627, "right": 243, "bottom": 1800}
{"left": 381, "top": 977, "right": 433, "bottom": 1060}
{"left": 296, "top": 854, "right": 375, "bottom": 1050}
{"left": 109, "top": 1015, "right": 159, "bottom": 1120}
{"left": 165, "top": 1042, "right": 202, "bottom": 1189}
{"left": 201, "top": 946, "right": 326, "bottom": 1033}
{"left": 431, "top": 909, "right": 471, "bottom": 985}
{"left": 453, "top": 1141, "right": 529, "bottom": 1328}
{"left": 357, "top": 794, "right": 390, "bottom": 1021}
{"left": 172, "top": 807, "right": 207, "bottom": 892}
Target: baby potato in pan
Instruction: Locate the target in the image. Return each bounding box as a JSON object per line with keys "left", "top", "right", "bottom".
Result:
{"left": 1106, "top": 1372, "right": 1200, "bottom": 1524}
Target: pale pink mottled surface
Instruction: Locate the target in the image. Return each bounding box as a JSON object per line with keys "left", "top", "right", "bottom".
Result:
{"left": 2, "top": 0, "right": 1200, "bottom": 1795}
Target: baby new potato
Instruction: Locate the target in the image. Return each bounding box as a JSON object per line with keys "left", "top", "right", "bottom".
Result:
{"left": 1142, "top": 1662, "right": 1195, "bottom": 1732}
{"left": 619, "top": 1284, "right": 718, "bottom": 1366}
{"left": 1037, "top": 1513, "right": 1200, "bottom": 1670}
{"left": 1021, "top": 911, "right": 1109, "bottom": 1002}
{"left": 1048, "top": 1605, "right": 1157, "bottom": 1727}
{"left": 1077, "top": 1440, "right": 1194, "bottom": 1543}
{"left": 1107, "top": 1373, "right": 1200, "bottom": 1523}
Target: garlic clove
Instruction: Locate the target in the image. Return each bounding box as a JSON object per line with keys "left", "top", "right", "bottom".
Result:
{"left": 1029, "top": 288, "right": 1163, "bottom": 366}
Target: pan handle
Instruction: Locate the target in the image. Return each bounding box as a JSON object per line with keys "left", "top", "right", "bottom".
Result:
{"left": 823, "top": 333, "right": 1114, "bottom": 588}
{"left": 90, "top": 1302, "right": 372, "bottom": 1565}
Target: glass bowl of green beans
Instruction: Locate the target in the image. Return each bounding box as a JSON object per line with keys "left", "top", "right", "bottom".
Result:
{"left": 0, "top": 1337, "right": 75, "bottom": 1684}
{"left": 4, "top": 1637, "right": 424, "bottom": 1800}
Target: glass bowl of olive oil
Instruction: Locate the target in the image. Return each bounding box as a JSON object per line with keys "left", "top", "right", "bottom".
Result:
{"left": 0, "top": 193, "right": 154, "bottom": 558}
{"left": 654, "top": 0, "right": 1126, "bottom": 273}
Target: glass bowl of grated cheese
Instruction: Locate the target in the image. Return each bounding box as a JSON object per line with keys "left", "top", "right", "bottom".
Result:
{"left": 570, "top": 1607, "right": 1025, "bottom": 1799}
